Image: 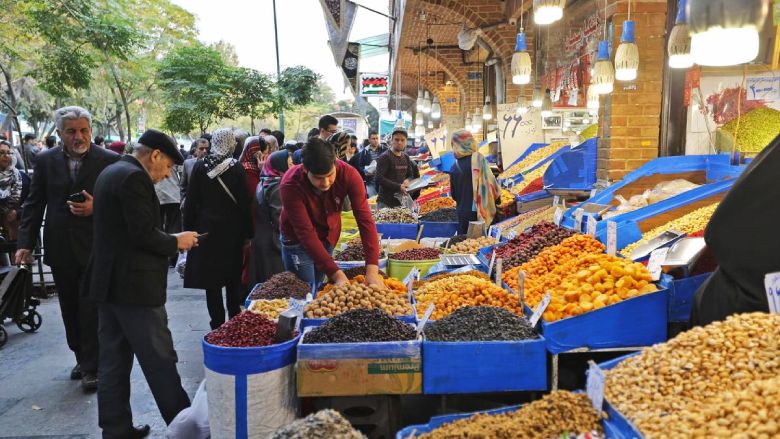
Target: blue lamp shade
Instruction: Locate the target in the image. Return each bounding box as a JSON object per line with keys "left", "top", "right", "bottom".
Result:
{"left": 668, "top": 0, "right": 693, "bottom": 68}
{"left": 615, "top": 21, "right": 639, "bottom": 81}
{"left": 515, "top": 32, "right": 528, "bottom": 51}
{"left": 511, "top": 32, "right": 533, "bottom": 85}
{"left": 597, "top": 40, "right": 610, "bottom": 61}
{"left": 592, "top": 40, "right": 615, "bottom": 94}
{"left": 620, "top": 20, "right": 636, "bottom": 43}
{"left": 675, "top": 0, "right": 687, "bottom": 24}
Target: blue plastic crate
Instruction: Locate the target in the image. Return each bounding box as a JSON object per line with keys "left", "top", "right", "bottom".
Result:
{"left": 422, "top": 336, "right": 547, "bottom": 394}
{"left": 668, "top": 272, "right": 710, "bottom": 322}
{"left": 396, "top": 404, "right": 524, "bottom": 438}
{"left": 500, "top": 142, "right": 548, "bottom": 181}
{"left": 599, "top": 353, "right": 644, "bottom": 439}
{"left": 431, "top": 151, "right": 456, "bottom": 172}
{"left": 543, "top": 137, "right": 598, "bottom": 191}
{"left": 419, "top": 221, "right": 459, "bottom": 238}
{"left": 516, "top": 189, "right": 551, "bottom": 203}
{"left": 539, "top": 278, "right": 670, "bottom": 354}
{"left": 376, "top": 223, "right": 419, "bottom": 239}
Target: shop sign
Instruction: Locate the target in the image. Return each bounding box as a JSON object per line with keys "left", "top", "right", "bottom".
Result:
{"left": 746, "top": 76, "right": 780, "bottom": 101}
{"left": 359, "top": 73, "right": 389, "bottom": 97}
{"left": 496, "top": 104, "right": 544, "bottom": 166}
{"left": 564, "top": 12, "right": 601, "bottom": 53}
{"left": 424, "top": 126, "right": 448, "bottom": 158}
{"left": 765, "top": 271, "right": 780, "bottom": 313}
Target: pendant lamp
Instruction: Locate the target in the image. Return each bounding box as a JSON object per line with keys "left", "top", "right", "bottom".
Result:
{"left": 414, "top": 124, "right": 425, "bottom": 138}
{"left": 615, "top": 19, "right": 639, "bottom": 81}
{"left": 541, "top": 89, "right": 553, "bottom": 117}
{"left": 533, "top": 0, "right": 565, "bottom": 25}
{"left": 687, "top": 0, "right": 768, "bottom": 66}
{"left": 465, "top": 112, "right": 472, "bottom": 130}
{"left": 431, "top": 96, "right": 442, "bottom": 119}
{"left": 668, "top": 0, "right": 693, "bottom": 69}
{"left": 422, "top": 90, "right": 432, "bottom": 114}
{"left": 532, "top": 87, "right": 544, "bottom": 108}
{"left": 483, "top": 96, "right": 493, "bottom": 121}
{"left": 511, "top": 32, "right": 532, "bottom": 85}
{"left": 516, "top": 95, "right": 529, "bottom": 115}
{"left": 415, "top": 111, "right": 424, "bottom": 126}
{"left": 416, "top": 90, "right": 424, "bottom": 112}
{"left": 592, "top": 41, "right": 615, "bottom": 94}
{"left": 427, "top": 119, "right": 433, "bottom": 129}
{"left": 586, "top": 86, "right": 600, "bottom": 110}
{"left": 473, "top": 107, "right": 482, "bottom": 131}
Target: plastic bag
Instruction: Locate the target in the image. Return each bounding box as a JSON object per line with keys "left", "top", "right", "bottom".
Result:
{"left": 175, "top": 252, "right": 187, "bottom": 279}
{"left": 364, "top": 160, "right": 377, "bottom": 175}
{"left": 166, "top": 380, "right": 210, "bottom": 439}
{"left": 646, "top": 179, "right": 699, "bottom": 204}
{"left": 394, "top": 192, "right": 419, "bottom": 217}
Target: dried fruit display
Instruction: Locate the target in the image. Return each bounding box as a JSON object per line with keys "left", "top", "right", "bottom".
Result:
{"left": 445, "top": 236, "right": 496, "bottom": 255}
{"left": 341, "top": 266, "right": 388, "bottom": 280}
{"left": 248, "top": 299, "right": 290, "bottom": 321}
{"left": 248, "top": 272, "right": 310, "bottom": 300}
{"left": 492, "top": 222, "right": 575, "bottom": 271}
{"left": 621, "top": 203, "right": 719, "bottom": 255}
{"left": 424, "top": 306, "right": 538, "bottom": 342}
{"left": 204, "top": 312, "right": 277, "bottom": 347}
{"left": 302, "top": 309, "right": 417, "bottom": 344}
{"left": 413, "top": 270, "right": 489, "bottom": 289}
{"left": 390, "top": 248, "right": 441, "bottom": 261}
{"left": 606, "top": 312, "right": 780, "bottom": 437}
{"left": 492, "top": 205, "right": 557, "bottom": 237}
{"left": 719, "top": 107, "right": 780, "bottom": 153}
{"left": 414, "top": 274, "right": 523, "bottom": 320}
{"left": 419, "top": 207, "right": 458, "bottom": 222}
{"left": 374, "top": 208, "right": 416, "bottom": 224}
{"left": 306, "top": 279, "right": 412, "bottom": 319}
{"left": 510, "top": 162, "right": 552, "bottom": 195}
{"left": 419, "top": 197, "right": 456, "bottom": 215}
{"left": 270, "top": 409, "right": 366, "bottom": 439}
{"left": 499, "top": 141, "right": 567, "bottom": 180}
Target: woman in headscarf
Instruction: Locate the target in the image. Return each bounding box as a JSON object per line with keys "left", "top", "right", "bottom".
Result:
{"left": 183, "top": 128, "right": 253, "bottom": 330}
{"left": 329, "top": 131, "right": 364, "bottom": 180}
{"left": 264, "top": 135, "right": 279, "bottom": 155}
{"left": 0, "top": 141, "right": 22, "bottom": 240}
{"left": 238, "top": 136, "right": 269, "bottom": 198}
{"left": 251, "top": 150, "right": 293, "bottom": 283}
{"left": 448, "top": 130, "right": 500, "bottom": 235}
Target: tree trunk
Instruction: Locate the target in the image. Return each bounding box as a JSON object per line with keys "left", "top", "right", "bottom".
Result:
{"left": 250, "top": 116, "right": 255, "bottom": 135}
{"left": 0, "top": 62, "right": 28, "bottom": 172}
{"left": 105, "top": 59, "right": 132, "bottom": 141}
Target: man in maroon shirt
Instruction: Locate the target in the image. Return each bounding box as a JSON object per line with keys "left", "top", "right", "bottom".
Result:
{"left": 279, "top": 137, "right": 383, "bottom": 287}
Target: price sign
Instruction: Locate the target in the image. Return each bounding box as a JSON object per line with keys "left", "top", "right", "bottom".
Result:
{"left": 488, "top": 251, "right": 497, "bottom": 276}
{"left": 586, "top": 216, "right": 597, "bottom": 236}
{"left": 586, "top": 360, "right": 606, "bottom": 411}
{"left": 404, "top": 267, "right": 420, "bottom": 293}
{"left": 764, "top": 271, "right": 780, "bottom": 313}
{"left": 607, "top": 221, "right": 617, "bottom": 255}
{"left": 590, "top": 188, "right": 597, "bottom": 199}
{"left": 287, "top": 298, "right": 306, "bottom": 331}
{"left": 647, "top": 247, "right": 669, "bottom": 281}
{"left": 574, "top": 208, "right": 585, "bottom": 231}
{"left": 508, "top": 229, "right": 517, "bottom": 240}
{"left": 496, "top": 229, "right": 503, "bottom": 242}
{"left": 553, "top": 207, "right": 564, "bottom": 226}
{"left": 417, "top": 304, "right": 435, "bottom": 336}
{"left": 553, "top": 195, "right": 560, "bottom": 207}
{"left": 488, "top": 225, "right": 496, "bottom": 238}
{"left": 495, "top": 258, "right": 503, "bottom": 287}
{"left": 529, "top": 293, "right": 551, "bottom": 327}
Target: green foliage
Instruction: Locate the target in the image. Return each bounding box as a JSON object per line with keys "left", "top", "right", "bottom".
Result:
{"left": 275, "top": 66, "right": 320, "bottom": 110}
{"left": 227, "top": 67, "right": 273, "bottom": 121}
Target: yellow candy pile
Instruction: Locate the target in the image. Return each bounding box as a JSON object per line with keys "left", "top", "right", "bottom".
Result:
{"left": 621, "top": 203, "right": 719, "bottom": 255}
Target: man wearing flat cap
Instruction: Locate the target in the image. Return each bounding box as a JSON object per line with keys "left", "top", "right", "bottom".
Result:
{"left": 87, "top": 129, "right": 199, "bottom": 438}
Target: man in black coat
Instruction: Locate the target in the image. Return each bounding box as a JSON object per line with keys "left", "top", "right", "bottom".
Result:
{"left": 87, "top": 129, "right": 198, "bottom": 439}
{"left": 16, "top": 106, "right": 119, "bottom": 391}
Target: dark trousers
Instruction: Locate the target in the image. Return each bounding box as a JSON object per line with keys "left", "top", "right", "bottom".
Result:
{"left": 51, "top": 265, "right": 98, "bottom": 374}
{"left": 205, "top": 279, "right": 243, "bottom": 330}
{"left": 160, "top": 204, "right": 182, "bottom": 266}
{"left": 97, "top": 303, "right": 190, "bottom": 439}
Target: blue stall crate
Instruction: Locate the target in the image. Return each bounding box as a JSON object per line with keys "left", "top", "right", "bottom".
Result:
{"left": 301, "top": 313, "right": 417, "bottom": 329}
{"left": 599, "top": 353, "right": 644, "bottom": 439}
{"left": 539, "top": 277, "right": 670, "bottom": 354}
{"left": 431, "top": 151, "right": 456, "bottom": 173}
{"left": 419, "top": 221, "right": 459, "bottom": 238}
{"left": 396, "top": 405, "right": 524, "bottom": 438}
{"left": 499, "top": 142, "right": 548, "bottom": 185}
{"left": 668, "top": 272, "right": 710, "bottom": 322}
{"left": 376, "top": 223, "right": 419, "bottom": 240}
{"left": 543, "top": 137, "right": 598, "bottom": 192}
{"left": 422, "top": 336, "right": 547, "bottom": 394}
{"left": 516, "top": 189, "right": 551, "bottom": 203}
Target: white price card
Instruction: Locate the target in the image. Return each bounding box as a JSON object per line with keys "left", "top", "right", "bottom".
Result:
{"left": 607, "top": 221, "right": 617, "bottom": 255}
{"left": 404, "top": 267, "right": 420, "bottom": 292}
{"left": 287, "top": 299, "right": 307, "bottom": 331}
{"left": 495, "top": 258, "right": 503, "bottom": 287}
{"left": 488, "top": 251, "right": 497, "bottom": 276}
{"left": 553, "top": 195, "right": 560, "bottom": 207}
{"left": 496, "top": 229, "right": 503, "bottom": 242}
{"left": 529, "top": 293, "right": 551, "bottom": 327}
{"left": 508, "top": 229, "right": 517, "bottom": 240}
{"left": 553, "top": 207, "right": 564, "bottom": 226}
{"left": 586, "top": 360, "right": 606, "bottom": 412}
{"left": 586, "top": 216, "right": 597, "bottom": 236}
{"left": 590, "top": 188, "right": 597, "bottom": 199}
{"left": 574, "top": 208, "right": 585, "bottom": 231}
{"left": 764, "top": 271, "right": 780, "bottom": 314}
{"left": 417, "top": 304, "right": 435, "bottom": 336}
{"left": 647, "top": 247, "right": 669, "bottom": 281}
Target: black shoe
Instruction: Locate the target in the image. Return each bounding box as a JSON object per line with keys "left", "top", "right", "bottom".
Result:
{"left": 81, "top": 373, "right": 98, "bottom": 392}
{"left": 70, "top": 364, "right": 82, "bottom": 380}
{"left": 128, "top": 425, "right": 150, "bottom": 438}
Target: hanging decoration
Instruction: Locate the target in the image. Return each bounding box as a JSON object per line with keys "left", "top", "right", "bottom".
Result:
{"left": 512, "top": 32, "right": 533, "bottom": 85}
{"left": 422, "top": 90, "right": 432, "bottom": 114}
{"left": 687, "top": 0, "right": 768, "bottom": 66}
{"left": 614, "top": 0, "right": 639, "bottom": 81}
{"left": 668, "top": 0, "right": 693, "bottom": 69}
{"left": 533, "top": 0, "right": 565, "bottom": 25}
{"left": 320, "top": 0, "right": 357, "bottom": 63}
{"left": 431, "top": 96, "right": 442, "bottom": 120}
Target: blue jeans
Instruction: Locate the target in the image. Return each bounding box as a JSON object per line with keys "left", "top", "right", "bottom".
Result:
{"left": 365, "top": 181, "right": 377, "bottom": 198}
{"left": 280, "top": 237, "right": 333, "bottom": 289}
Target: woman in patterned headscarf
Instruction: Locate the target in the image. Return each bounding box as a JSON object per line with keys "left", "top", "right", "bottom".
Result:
{"left": 448, "top": 129, "right": 500, "bottom": 234}
{"left": 0, "top": 141, "right": 22, "bottom": 240}
{"left": 183, "top": 128, "right": 253, "bottom": 330}
{"left": 328, "top": 131, "right": 364, "bottom": 180}
{"left": 238, "top": 136, "right": 269, "bottom": 198}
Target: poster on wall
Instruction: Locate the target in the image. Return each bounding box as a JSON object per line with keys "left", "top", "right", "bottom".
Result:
{"left": 496, "top": 103, "right": 544, "bottom": 166}
{"left": 424, "top": 127, "right": 449, "bottom": 158}
{"left": 359, "top": 73, "right": 389, "bottom": 97}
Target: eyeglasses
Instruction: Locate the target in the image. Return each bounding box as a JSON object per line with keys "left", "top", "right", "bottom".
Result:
{"left": 0, "top": 152, "right": 12, "bottom": 156}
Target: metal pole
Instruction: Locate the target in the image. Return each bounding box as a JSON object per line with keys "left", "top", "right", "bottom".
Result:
{"left": 272, "top": 0, "right": 284, "bottom": 132}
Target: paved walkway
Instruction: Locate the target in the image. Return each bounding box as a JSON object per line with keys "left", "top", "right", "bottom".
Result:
{"left": 0, "top": 270, "right": 211, "bottom": 439}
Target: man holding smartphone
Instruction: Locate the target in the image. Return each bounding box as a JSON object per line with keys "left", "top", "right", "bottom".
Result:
{"left": 16, "top": 106, "right": 119, "bottom": 392}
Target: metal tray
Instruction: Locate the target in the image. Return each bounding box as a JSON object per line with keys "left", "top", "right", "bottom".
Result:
{"left": 629, "top": 229, "right": 685, "bottom": 260}
{"left": 440, "top": 254, "right": 481, "bottom": 266}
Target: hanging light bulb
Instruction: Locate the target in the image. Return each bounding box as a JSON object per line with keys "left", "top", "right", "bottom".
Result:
{"left": 416, "top": 94, "right": 424, "bottom": 112}
{"left": 427, "top": 119, "right": 433, "bottom": 129}
{"left": 472, "top": 107, "right": 482, "bottom": 131}
{"left": 483, "top": 96, "right": 493, "bottom": 121}
{"left": 592, "top": 41, "right": 615, "bottom": 94}
{"left": 615, "top": 19, "right": 639, "bottom": 81}
{"left": 668, "top": 0, "right": 693, "bottom": 69}
{"left": 415, "top": 112, "right": 423, "bottom": 126}
{"left": 541, "top": 89, "right": 553, "bottom": 117}
{"left": 688, "top": 0, "right": 768, "bottom": 66}
{"left": 533, "top": 0, "right": 565, "bottom": 25}
{"left": 511, "top": 32, "right": 532, "bottom": 85}
{"left": 414, "top": 123, "right": 425, "bottom": 138}
{"left": 516, "top": 95, "right": 529, "bottom": 115}
{"left": 431, "top": 96, "right": 442, "bottom": 119}
{"left": 532, "top": 87, "right": 544, "bottom": 107}
{"left": 586, "top": 86, "right": 600, "bottom": 110}
{"left": 422, "top": 90, "right": 432, "bottom": 114}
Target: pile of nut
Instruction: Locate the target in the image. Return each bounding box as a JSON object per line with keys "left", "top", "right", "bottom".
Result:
{"left": 341, "top": 266, "right": 388, "bottom": 280}
{"left": 414, "top": 270, "right": 489, "bottom": 289}
{"left": 414, "top": 274, "right": 523, "bottom": 320}
{"left": 304, "top": 281, "right": 412, "bottom": 319}
{"left": 248, "top": 298, "right": 290, "bottom": 320}
{"left": 415, "top": 391, "right": 602, "bottom": 438}
{"left": 498, "top": 142, "right": 567, "bottom": 180}
{"left": 492, "top": 205, "right": 557, "bottom": 237}
{"left": 303, "top": 309, "right": 417, "bottom": 344}
{"left": 390, "top": 248, "right": 441, "bottom": 261}
{"left": 445, "top": 236, "right": 495, "bottom": 255}
{"left": 270, "top": 409, "right": 366, "bottom": 439}
{"left": 527, "top": 253, "right": 657, "bottom": 322}
{"left": 621, "top": 203, "right": 719, "bottom": 255}
{"left": 606, "top": 312, "right": 780, "bottom": 437}
{"left": 510, "top": 162, "right": 553, "bottom": 195}
{"left": 419, "top": 197, "right": 456, "bottom": 215}
{"left": 420, "top": 207, "right": 458, "bottom": 222}
{"left": 335, "top": 241, "right": 386, "bottom": 262}
{"left": 374, "top": 208, "right": 416, "bottom": 224}
{"left": 248, "top": 272, "right": 310, "bottom": 300}
{"left": 424, "top": 306, "right": 538, "bottom": 342}
{"left": 493, "top": 222, "right": 575, "bottom": 270}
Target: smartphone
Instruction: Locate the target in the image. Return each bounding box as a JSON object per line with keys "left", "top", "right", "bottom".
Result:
{"left": 67, "top": 192, "right": 86, "bottom": 203}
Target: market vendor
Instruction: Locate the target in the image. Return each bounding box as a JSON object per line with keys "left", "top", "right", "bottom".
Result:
{"left": 449, "top": 130, "right": 501, "bottom": 235}
{"left": 692, "top": 134, "right": 780, "bottom": 326}
{"left": 279, "top": 137, "right": 383, "bottom": 287}
{"left": 375, "top": 128, "right": 419, "bottom": 208}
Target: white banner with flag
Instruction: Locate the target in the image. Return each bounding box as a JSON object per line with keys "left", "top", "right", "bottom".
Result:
{"left": 321, "top": 0, "right": 358, "bottom": 65}
{"left": 496, "top": 104, "right": 544, "bottom": 166}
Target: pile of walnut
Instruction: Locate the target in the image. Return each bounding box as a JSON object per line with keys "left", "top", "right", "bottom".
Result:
{"left": 445, "top": 236, "right": 496, "bottom": 255}
{"left": 305, "top": 280, "right": 412, "bottom": 319}
{"left": 606, "top": 312, "right": 780, "bottom": 438}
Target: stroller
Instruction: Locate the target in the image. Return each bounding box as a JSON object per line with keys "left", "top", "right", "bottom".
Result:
{"left": 0, "top": 265, "right": 41, "bottom": 348}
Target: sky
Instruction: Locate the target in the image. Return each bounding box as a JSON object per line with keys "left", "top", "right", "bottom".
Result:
{"left": 170, "top": 0, "right": 391, "bottom": 101}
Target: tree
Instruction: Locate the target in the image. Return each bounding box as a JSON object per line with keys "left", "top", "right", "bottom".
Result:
{"left": 272, "top": 66, "right": 320, "bottom": 116}
{"left": 227, "top": 67, "right": 273, "bottom": 133}
{"left": 210, "top": 40, "right": 240, "bottom": 67}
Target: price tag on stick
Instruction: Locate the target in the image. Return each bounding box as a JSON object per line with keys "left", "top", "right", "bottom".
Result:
{"left": 553, "top": 195, "right": 560, "bottom": 207}
{"left": 517, "top": 271, "right": 526, "bottom": 303}
{"left": 647, "top": 247, "right": 670, "bottom": 281}
{"left": 586, "top": 216, "right": 597, "bottom": 236}
{"left": 574, "top": 208, "right": 585, "bottom": 231}
{"left": 404, "top": 267, "right": 420, "bottom": 293}
{"left": 529, "top": 293, "right": 551, "bottom": 327}
{"left": 764, "top": 271, "right": 780, "bottom": 314}
{"left": 607, "top": 221, "right": 617, "bottom": 255}
{"left": 495, "top": 258, "right": 503, "bottom": 287}
{"left": 586, "top": 360, "right": 606, "bottom": 412}
{"left": 553, "top": 207, "right": 563, "bottom": 226}
{"left": 488, "top": 251, "right": 497, "bottom": 276}
{"left": 416, "top": 304, "right": 435, "bottom": 337}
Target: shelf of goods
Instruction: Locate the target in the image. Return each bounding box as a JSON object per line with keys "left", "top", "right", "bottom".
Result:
{"left": 562, "top": 154, "right": 747, "bottom": 250}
